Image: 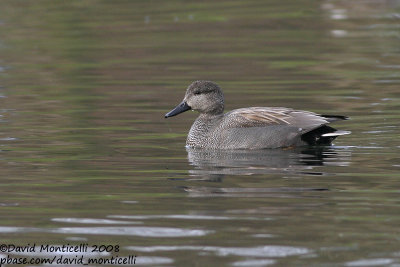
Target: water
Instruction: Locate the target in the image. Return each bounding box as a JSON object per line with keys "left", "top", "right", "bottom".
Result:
{"left": 0, "top": 0, "right": 399, "bottom": 266}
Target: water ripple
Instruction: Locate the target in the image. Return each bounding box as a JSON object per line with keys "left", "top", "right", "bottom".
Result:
{"left": 232, "top": 259, "right": 276, "bottom": 266}
{"left": 345, "top": 258, "right": 394, "bottom": 266}
{"left": 0, "top": 226, "right": 212, "bottom": 237}
{"left": 134, "top": 256, "right": 173, "bottom": 265}
{"left": 51, "top": 218, "right": 141, "bottom": 225}
{"left": 108, "top": 214, "right": 266, "bottom": 221}
{"left": 126, "top": 245, "right": 310, "bottom": 257}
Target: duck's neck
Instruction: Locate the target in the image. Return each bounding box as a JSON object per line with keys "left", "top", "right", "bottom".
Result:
{"left": 186, "top": 113, "right": 223, "bottom": 148}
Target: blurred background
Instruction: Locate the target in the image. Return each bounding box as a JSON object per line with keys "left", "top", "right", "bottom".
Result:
{"left": 0, "top": 0, "right": 399, "bottom": 266}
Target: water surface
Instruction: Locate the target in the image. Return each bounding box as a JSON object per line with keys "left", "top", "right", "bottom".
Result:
{"left": 0, "top": 0, "right": 399, "bottom": 266}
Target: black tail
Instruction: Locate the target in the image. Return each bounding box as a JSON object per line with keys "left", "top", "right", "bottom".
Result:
{"left": 301, "top": 125, "right": 339, "bottom": 145}
{"left": 301, "top": 114, "right": 350, "bottom": 145}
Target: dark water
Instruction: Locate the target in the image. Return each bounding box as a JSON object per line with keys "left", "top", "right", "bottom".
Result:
{"left": 0, "top": 0, "right": 400, "bottom": 266}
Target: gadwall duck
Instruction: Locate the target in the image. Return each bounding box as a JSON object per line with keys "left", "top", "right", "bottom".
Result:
{"left": 165, "top": 81, "right": 350, "bottom": 149}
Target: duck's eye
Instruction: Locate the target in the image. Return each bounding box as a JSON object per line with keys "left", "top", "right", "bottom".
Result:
{"left": 193, "top": 91, "right": 201, "bottom": 95}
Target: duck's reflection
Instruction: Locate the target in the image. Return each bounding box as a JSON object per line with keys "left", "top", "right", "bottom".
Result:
{"left": 186, "top": 146, "right": 351, "bottom": 178}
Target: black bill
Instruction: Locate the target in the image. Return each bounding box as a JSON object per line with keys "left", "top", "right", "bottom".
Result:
{"left": 165, "top": 101, "right": 191, "bottom": 118}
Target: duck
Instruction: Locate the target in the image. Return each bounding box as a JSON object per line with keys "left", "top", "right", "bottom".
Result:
{"left": 165, "top": 81, "right": 350, "bottom": 149}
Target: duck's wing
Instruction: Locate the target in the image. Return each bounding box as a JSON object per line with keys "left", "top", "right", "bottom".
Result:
{"left": 217, "top": 107, "right": 349, "bottom": 148}
{"left": 224, "top": 107, "right": 333, "bottom": 131}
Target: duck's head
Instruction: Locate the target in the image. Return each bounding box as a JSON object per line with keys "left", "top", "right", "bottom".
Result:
{"left": 165, "top": 81, "right": 224, "bottom": 118}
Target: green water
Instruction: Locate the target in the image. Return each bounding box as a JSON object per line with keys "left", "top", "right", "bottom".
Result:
{"left": 0, "top": 0, "right": 399, "bottom": 266}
